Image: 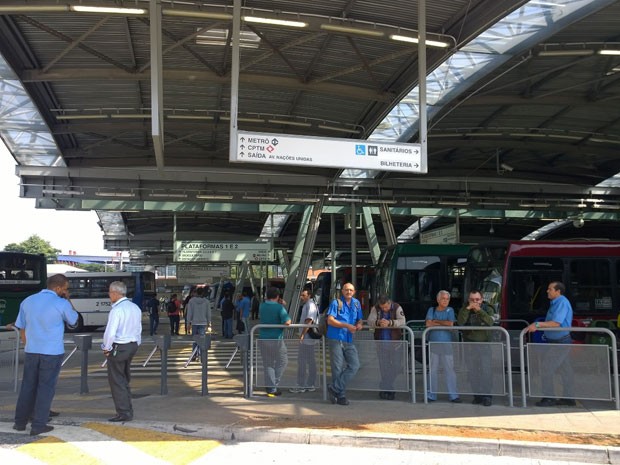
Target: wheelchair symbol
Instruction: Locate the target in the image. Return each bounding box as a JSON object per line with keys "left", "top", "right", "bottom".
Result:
{"left": 355, "top": 145, "right": 366, "bottom": 156}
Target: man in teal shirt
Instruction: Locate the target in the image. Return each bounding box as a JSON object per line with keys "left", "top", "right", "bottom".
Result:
{"left": 259, "top": 287, "right": 291, "bottom": 397}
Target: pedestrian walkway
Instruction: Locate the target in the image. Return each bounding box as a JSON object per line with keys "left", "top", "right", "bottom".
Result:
{"left": 1, "top": 313, "right": 619, "bottom": 464}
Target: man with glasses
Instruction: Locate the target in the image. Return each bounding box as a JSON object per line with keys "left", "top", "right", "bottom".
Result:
{"left": 457, "top": 290, "right": 496, "bottom": 406}
{"left": 326, "top": 283, "right": 363, "bottom": 406}
{"left": 102, "top": 281, "right": 142, "bottom": 422}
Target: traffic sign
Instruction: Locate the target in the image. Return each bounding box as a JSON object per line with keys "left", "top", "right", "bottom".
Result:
{"left": 233, "top": 130, "right": 425, "bottom": 173}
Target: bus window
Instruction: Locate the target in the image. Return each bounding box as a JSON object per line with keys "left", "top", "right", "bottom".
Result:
{"left": 507, "top": 257, "right": 563, "bottom": 319}
{"left": 570, "top": 259, "right": 612, "bottom": 314}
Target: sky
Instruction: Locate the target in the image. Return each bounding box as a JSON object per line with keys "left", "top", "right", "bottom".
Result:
{"left": 0, "top": 141, "right": 112, "bottom": 256}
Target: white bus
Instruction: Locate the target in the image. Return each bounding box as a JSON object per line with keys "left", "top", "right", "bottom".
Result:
{"left": 65, "top": 271, "right": 156, "bottom": 331}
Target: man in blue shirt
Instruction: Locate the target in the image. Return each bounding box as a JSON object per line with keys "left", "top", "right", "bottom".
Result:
{"left": 259, "top": 287, "right": 291, "bottom": 397}
{"left": 528, "top": 281, "right": 575, "bottom": 407}
{"left": 426, "top": 290, "right": 460, "bottom": 403}
{"left": 326, "top": 283, "right": 363, "bottom": 406}
{"left": 102, "top": 281, "right": 142, "bottom": 422}
{"left": 236, "top": 291, "right": 251, "bottom": 334}
{"left": 11, "top": 274, "right": 78, "bottom": 436}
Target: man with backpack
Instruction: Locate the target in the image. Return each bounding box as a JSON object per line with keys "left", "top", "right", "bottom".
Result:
{"left": 167, "top": 294, "right": 181, "bottom": 335}
{"left": 326, "top": 282, "right": 363, "bottom": 406}
{"left": 220, "top": 293, "right": 234, "bottom": 339}
{"left": 367, "top": 295, "right": 406, "bottom": 400}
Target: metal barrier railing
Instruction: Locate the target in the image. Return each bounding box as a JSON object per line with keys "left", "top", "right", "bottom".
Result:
{"left": 519, "top": 326, "right": 619, "bottom": 410}
{"left": 0, "top": 326, "right": 20, "bottom": 392}
{"left": 421, "top": 325, "right": 514, "bottom": 406}
{"left": 249, "top": 324, "right": 416, "bottom": 402}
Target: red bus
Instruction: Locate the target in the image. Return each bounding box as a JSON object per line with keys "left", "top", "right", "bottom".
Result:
{"left": 473, "top": 241, "right": 620, "bottom": 326}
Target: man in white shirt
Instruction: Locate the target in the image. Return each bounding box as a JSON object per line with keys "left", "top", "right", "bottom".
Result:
{"left": 102, "top": 281, "right": 142, "bottom": 422}
{"left": 290, "top": 289, "right": 319, "bottom": 393}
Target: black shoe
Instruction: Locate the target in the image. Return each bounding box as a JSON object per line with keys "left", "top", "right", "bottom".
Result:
{"left": 386, "top": 392, "right": 396, "bottom": 400}
{"left": 108, "top": 415, "right": 132, "bottom": 422}
{"left": 266, "top": 389, "right": 282, "bottom": 398}
{"left": 535, "top": 398, "right": 557, "bottom": 407}
{"left": 12, "top": 423, "right": 26, "bottom": 431}
{"left": 49, "top": 410, "right": 60, "bottom": 417}
{"left": 557, "top": 398, "right": 576, "bottom": 406}
{"left": 327, "top": 385, "right": 338, "bottom": 404}
{"left": 336, "top": 396, "right": 350, "bottom": 406}
{"left": 472, "top": 396, "right": 482, "bottom": 405}
{"left": 30, "top": 425, "right": 54, "bottom": 436}
{"left": 450, "top": 397, "right": 462, "bottom": 403}
{"left": 482, "top": 397, "right": 493, "bottom": 407}
{"left": 379, "top": 391, "right": 387, "bottom": 399}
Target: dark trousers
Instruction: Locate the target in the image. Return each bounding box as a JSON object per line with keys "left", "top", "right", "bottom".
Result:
{"left": 15, "top": 353, "right": 63, "bottom": 430}
{"left": 169, "top": 315, "right": 180, "bottom": 334}
{"left": 149, "top": 314, "right": 159, "bottom": 336}
{"left": 106, "top": 342, "right": 139, "bottom": 417}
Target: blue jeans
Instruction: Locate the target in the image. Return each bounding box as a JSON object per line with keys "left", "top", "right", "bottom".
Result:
{"left": 328, "top": 338, "right": 360, "bottom": 398}
{"left": 223, "top": 318, "right": 233, "bottom": 338}
{"left": 542, "top": 335, "right": 574, "bottom": 398}
{"left": 192, "top": 325, "right": 206, "bottom": 357}
{"left": 149, "top": 314, "right": 159, "bottom": 336}
{"left": 297, "top": 342, "right": 317, "bottom": 387}
{"left": 428, "top": 346, "right": 458, "bottom": 401}
{"left": 260, "top": 339, "right": 288, "bottom": 392}
{"left": 15, "top": 353, "right": 63, "bottom": 430}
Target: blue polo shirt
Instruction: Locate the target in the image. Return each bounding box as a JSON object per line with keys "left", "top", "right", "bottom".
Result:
{"left": 545, "top": 294, "right": 573, "bottom": 340}
{"left": 326, "top": 297, "right": 362, "bottom": 343}
{"left": 15, "top": 289, "right": 78, "bottom": 355}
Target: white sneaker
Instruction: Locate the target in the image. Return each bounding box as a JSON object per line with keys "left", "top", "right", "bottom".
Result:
{"left": 288, "top": 387, "right": 306, "bottom": 393}
{"left": 305, "top": 386, "right": 316, "bottom": 392}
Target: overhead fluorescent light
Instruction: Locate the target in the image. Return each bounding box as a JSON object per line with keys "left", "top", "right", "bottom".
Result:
{"left": 243, "top": 195, "right": 276, "bottom": 201}
{"left": 167, "top": 115, "right": 214, "bottom": 121}
{"left": 327, "top": 197, "right": 361, "bottom": 203}
{"left": 56, "top": 114, "right": 109, "bottom": 120}
{"left": 556, "top": 203, "right": 587, "bottom": 208}
{"left": 479, "top": 201, "right": 510, "bottom": 207}
{"left": 538, "top": 49, "right": 594, "bottom": 56}
{"left": 519, "top": 202, "right": 550, "bottom": 208}
{"left": 268, "top": 119, "right": 312, "bottom": 127}
{"left": 284, "top": 197, "right": 319, "bottom": 203}
{"left": 402, "top": 199, "right": 431, "bottom": 205}
{"left": 110, "top": 113, "right": 151, "bottom": 119}
{"left": 220, "top": 116, "right": 264, "bottom": 123}
{"left": 584, "top": 197, "right": 604, "bottom": 203}
{"left": 320, "top": 23, "right": 384, "bottom": 38}
{"left": 41, "top": 189, "right": 83, "bottom": 196}
{"left": 389, "top": 34, "right": 449, "bottom": 48}
{"left": 0, "top": 6, "right": 69, "bottom": 13}
{"left": 243, "top": 16, "right": 308, "bottom": 28}
{"left": 196, "top": 194, "right": 233, "bottom": 200}
{"left": 437, "top": 200, "right": 470, "bottom": 206}
{"left": 318, "top": 124, "right": 360, "bottom": 134}
{"left": 365, "top": 199, "right": 397, "bottom": 205}
{"left": 163, "top": 9, "right": 233, "bottom": 21}
{"left": 590, "top": 137, "right": 620, "bottom": 145}
{"left": 598, "top": 49, "right": 620, "bottom": 56}
{"left": 70, "top": 6, "right": 146, "bottom": 15}
{"left": 95, "top": 191, "right": 135, "bottom": 198}
{"left": 148, "top": 192, "right": 188, "bottom": 199}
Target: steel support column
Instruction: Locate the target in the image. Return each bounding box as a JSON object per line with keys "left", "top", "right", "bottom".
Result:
{"left": 379, "top": 203, "right": 397, "bottom": 248}
{"left": 282, "top": 199, "right": 324, "bottom": 321}
{"left": 362, "top": 206, "right": 381, "bottom": 266}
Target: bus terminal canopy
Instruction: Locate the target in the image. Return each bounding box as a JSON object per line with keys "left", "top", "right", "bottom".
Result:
{"left": 2, "top": 0, "right": 620, "bottom": 263}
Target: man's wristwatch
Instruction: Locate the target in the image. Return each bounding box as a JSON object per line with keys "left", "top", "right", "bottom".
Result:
{"left": 535, "top": 322, "right": 540, "bottom": 329}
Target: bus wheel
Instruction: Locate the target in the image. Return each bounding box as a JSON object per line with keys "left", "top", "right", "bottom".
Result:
{"left": 66, "top": 314, "right": 84, "bottom": 333}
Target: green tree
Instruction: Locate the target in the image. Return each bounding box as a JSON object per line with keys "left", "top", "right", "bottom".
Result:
{"left": 3, "top": 235, "right": 61, "bottom": 262}
{"left": 79, "top": 263, "right": 107, "bottom": 272}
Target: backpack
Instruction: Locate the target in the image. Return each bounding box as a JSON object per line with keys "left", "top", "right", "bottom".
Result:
{"left": 307, "top": 299, "right": 344, "bottom": 339}
{"left": 167, "top": 300, "right": 177, "bottom": 315}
